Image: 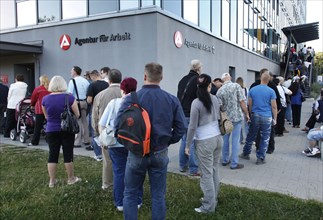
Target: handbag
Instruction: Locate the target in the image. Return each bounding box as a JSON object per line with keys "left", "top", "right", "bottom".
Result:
{"left": 99, "top": 99, "right": 117, "bottom": 146}
{"left": 219, "top": 105, "right": 233, "bottom": 135}
{"left": 61, "top": 94, "right": 80, "bottom": 134}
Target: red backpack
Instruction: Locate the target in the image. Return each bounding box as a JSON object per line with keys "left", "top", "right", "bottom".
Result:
{"left": 117, "top": 92, "right": 151, "bottom": 157}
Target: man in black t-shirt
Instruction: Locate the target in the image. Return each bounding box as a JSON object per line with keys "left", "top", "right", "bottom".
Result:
{"left": 86, "top": 69, "right": 109, "bottom": 158}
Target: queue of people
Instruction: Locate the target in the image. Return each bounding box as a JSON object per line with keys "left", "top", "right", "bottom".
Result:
{"left": 1, "top": 58, "right": 322, "bottom": 219}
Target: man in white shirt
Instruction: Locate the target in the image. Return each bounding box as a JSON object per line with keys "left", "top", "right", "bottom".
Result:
{"left": 68, "top": 66, "right": 90, "bottom": 147}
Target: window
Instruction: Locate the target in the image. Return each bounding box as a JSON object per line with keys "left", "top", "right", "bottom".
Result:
{"left": 38, "top": 0, "right": 59, "bottom": 23}
{"left": 17, "top": 0, "right": 37, "bottom": 26}
{"left": 120, "top": 0, "right": 138, "bottom": 10}
{"left": 142, "top": 0, "right": 160, "bottom": 7}
{"left": 222, "top": 0, "right": 230, "bottom": 39}
{"left": 163, "top": 0, "right": 182, "bottom": 17}
{"left": 243, "top": 2, "right": 249, "bottom": 47}
{"left": 199, "top": 0, "right": 210, "bottom": 31}
{"left": 62, "top": 0, "right": 86, "bottom": 20}
{"left": 184, "top": 0, "right": 198, "bottom": 25}
{"left": 89, "top": 0, "right": 117, "bottom": 15}
{"left": 237, "top": 0, "right": 244, "bottom": 46}
{"left": 0, "top": 0, "right": 15, "bottom": 29}
{"left": 211, "top": 0, "right": 221, "bottom": 36}
{"left": 230, "top": 0, "right": 237, "bottom": 43}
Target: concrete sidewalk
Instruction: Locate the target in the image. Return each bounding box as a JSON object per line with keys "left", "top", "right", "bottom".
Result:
{"left": 1, "top": 98, "right": 322, "bottom": 202}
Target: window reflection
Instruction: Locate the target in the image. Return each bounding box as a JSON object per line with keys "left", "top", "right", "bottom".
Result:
{"left": 230, "top": 0, "right": 237, "bottom": 42}
{"left": 163, "top": 0, "right": 182, "bottom": 17}
{"left": 120, "top": 0, "right": 138, "bottom": 10}
{"left": 184, "top": 0, "right": 198, "bottom": 25}
{"left": 17, "top": 0, "right": 37, "bottom": 26}
{"left": 212, "top": 0, "right": 221, "bottom": 36}
{"left": 89, "top": 0, "right": 117, "bottom": 15}
{"left": 237, "top": 0, "right": 244, "bottom": 46}
{"left": 1, "top": 0, "right": 15, "bottom": 29}
{"left": 222, "top": 0, "right": 230, "bottom": 39}
{"left": 199, "top": 0, "right": 210, "bottom": 31}
{"left": 38, "top": 0, "right": 59, "bottom": 23}
{"left": 62, "top": 0, "right": 86, "bottom": 20}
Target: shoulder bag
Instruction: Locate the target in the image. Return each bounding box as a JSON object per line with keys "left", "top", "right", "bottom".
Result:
{"left": 61, "top": 94, "right": 80, "bottom": 134}
{"left": 219, "top": 105, "right": 233, "bottom": 135}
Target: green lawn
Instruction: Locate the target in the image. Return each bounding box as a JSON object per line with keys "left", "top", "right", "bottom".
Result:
{"left": 0, "top": 145, "right": 322, "bottom": 220}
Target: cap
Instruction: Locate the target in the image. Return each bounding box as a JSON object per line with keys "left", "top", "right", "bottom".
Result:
{"left": 120, "top": 77, "right": 137, "bottom": 94}
{"left": 221, "top": 73, "right": 230, "bottom": 79}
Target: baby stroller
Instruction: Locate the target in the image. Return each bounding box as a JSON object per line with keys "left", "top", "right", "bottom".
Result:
{"left": 10, "top": 98, "right": 35, "bottom": 143}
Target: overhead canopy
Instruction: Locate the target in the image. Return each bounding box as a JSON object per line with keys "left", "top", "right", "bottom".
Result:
{"left": 282, "top": 22, "right": 319, "bottom": 44}
{"left": 0, "top": 41, "right": 43, "bottom": 56}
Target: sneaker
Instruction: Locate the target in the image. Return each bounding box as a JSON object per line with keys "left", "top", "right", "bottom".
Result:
{"left": 230, "top": 164, "right": 244, "bottom": 170}
{"left": 85, "top": 145, "right": 94, "bottom": 151}
{"left": 74, "top": 145, "right": 81, "bottom": 148}
{"left": 137, "top": 203, "right": 142, "bottom": 209}
{"left": 266, "top": 150, "right": 273, "bottom": 154}
{"left": 283, "top": 129, "right": 289, "bottom": 133}
{"left": 93, "top": 156, "right": 103, "bottom": 161}
{"left": 179, "top": 166, "right": 188, "bottom": 172}
{"left": 302, "top": 147, "right": 312, "bottom": 155}
{"left": 256, "top": 158, "right": 266, "bottom": 165}
{"left": 67, "top": 177, "right": 82, "bottom": 185}
{"left": 189, "top": 172, "right": 200, "bottom": 177}
{"left": 194, "top": 207, "right": 207, "bottom": 213}
{"left": 239, "top": 153, "right": 250, "bottom": 160}
{"left": 27, "top": 143, "right": 37, "bottom": 146}
{"left": 222, "top": 160, "right": 230, "bottom": 166}
{"left": 83, "top": 142, "right": 91, "bottom": 145}
{"left": 307, "top": 147, "right": 321, "bottom": 157}
{"left": 116, "top": 206, "right": 123, "bottom": 212}
{"left": 101, "top": 184, "right": 112, "bottom": 190}
{"left": 48, "top": 179, "right": 58, "bottom": 188}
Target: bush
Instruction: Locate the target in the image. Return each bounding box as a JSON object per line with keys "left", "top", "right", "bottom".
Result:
{"left": 310, "top": 82, "right": 322, "bottom": 98}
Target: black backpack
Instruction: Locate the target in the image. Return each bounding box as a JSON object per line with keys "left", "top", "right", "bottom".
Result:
{"left": 117, "top": 92, "right": 151, "bottom": 157}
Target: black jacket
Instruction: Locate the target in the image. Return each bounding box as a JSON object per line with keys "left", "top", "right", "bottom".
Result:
{"left": 177, "top": 70, "right": 198, "bottom": 117}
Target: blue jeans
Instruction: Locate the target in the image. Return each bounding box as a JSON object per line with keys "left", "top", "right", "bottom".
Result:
{"left": 108, "top": 147, "right": 143, "bottom": 207}
{"left": 222, "top": 120, "right": 242, "bottom": 168}
{"left": 243, "top": 113, "right": 272, "bottom": 160}
{"left": 92, "top": 137, "right": 102, "bottom": 157}
{"left": 123, "top": 148, "right": 169, "bottom": 220}
{"left": 240, "top": 118, "right": 249, "bottom": 143}
{"left": 179, "top": 117, "right": 199, "bottom": 174}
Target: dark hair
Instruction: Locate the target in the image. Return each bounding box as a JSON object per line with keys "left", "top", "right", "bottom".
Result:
{"left": 145, "top": 62, "right": 163, "bottom": 83}
{"left": 289, "top": 82, "right": 300, "bottom": 95}
{"left": 213, "top": 78, "right": 222, "bottom": 83}
{"left": 108, "top": 69, "right": 122, "bottom": 83}
{"left": 16, "top": 74, "right": 24, "bottom": 82}
{"left": 272, "top": 78, "right": 280, "bottom": 85}
{"left": 73, "top": 66, "right": 82, "bottom": 75}
{"left": 197, "top": 74, "right": 212, "bottom": 113}
{"left": 101, "top": 67, "right": 110, "bottom": 74}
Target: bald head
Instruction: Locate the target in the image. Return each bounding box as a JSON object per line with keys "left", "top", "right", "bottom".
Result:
{"left": 260, "top": 71, "right": 271, "bottom": 84}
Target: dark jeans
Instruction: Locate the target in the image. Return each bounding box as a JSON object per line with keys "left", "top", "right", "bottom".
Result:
{"left": 31, "top": 114, "right": 45, "bottom": 145}
{"left": 46, "top": 131, "right": 75, "bottom": 163}
{"left": 275, "top": 107, "right": 286, "bottom": 135}
{"left": 4, "top": 108, "right": 16, "bottom": 137}
{"left": 291, "top": 104, "right": 302, "bottom": 126}
{"left": 0, "top": 104, "right": 6, "bottom": 134}
{"left": 305, "top": 113, "right": 317, "bottom": 130}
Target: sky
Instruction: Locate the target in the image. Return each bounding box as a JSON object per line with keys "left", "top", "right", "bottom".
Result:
{"left": 306, "top": 0, "right": 323, "bottom": 52}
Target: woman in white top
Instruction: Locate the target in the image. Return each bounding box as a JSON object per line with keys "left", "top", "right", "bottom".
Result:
{"left": 185, "top": 74, "right": 222, "bottom": 213}
{"left": 4, "top": 74, "right": 28, "bottom": 137}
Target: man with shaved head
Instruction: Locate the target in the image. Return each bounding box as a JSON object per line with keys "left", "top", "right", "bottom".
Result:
{"left": 240, "top": 69, "right": 277, "bottom": 165}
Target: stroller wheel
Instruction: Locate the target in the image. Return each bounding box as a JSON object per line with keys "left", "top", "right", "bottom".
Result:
{"left": 19, "top": 132, "right": 28, "bottom": 143}
{"left": 10, "top": 129, "right": 17, "bottom": 140}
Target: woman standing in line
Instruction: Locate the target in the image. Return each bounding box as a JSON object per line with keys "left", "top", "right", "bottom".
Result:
{"left": 42, "top": 76, "right": 81, "bottom": 188}
{"left": 289, "top": 76, "right": 303, "bottom": 128}
{"left": 28, "top": 75, "right": 51, "bottom": 146}
{"left": 185, "top": 74, "right": 222, "bottom": 213}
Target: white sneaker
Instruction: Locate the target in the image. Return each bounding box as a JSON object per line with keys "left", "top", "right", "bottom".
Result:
{"left": 194, "top": 208, "right": 203, "bottom": 213}
{"left": 307, "top": 147, "right": 321, "bottom": 157}
{"left": 137, "top": 203, "right": 142, "bottom": 209}
{"left": 116, "top": 206, "right": 123, "bottom": 212}
{"left": 93, "top": 156, "right": 103, "bottom": 161}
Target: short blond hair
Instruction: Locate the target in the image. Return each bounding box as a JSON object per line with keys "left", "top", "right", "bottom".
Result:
{"left": 48, "top": 75, "right": 67, "bottom": 92}
{"left": 39, "top": 75, "right": 50, "bottom": 89}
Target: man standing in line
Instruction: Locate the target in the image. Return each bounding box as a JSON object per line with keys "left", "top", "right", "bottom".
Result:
{"left": 92, "top": 69, "right": 122, "bottom": 190}
{"left": 68, "top": 66, "right": 90, "bottom": 148}
{"left": 86, "top": 69, "right": 109, "bottom": 161}
{"left": 177, "top": 59, "right": 201, "bottom": 175}
{"left": 216, "top": 73, "right": 249, "bottom": 170}
{"left": 116, "top": 63, "right": 186, "bottom": 220}
{"left": 240, "top": 70, "right": 277, "bottom": 164}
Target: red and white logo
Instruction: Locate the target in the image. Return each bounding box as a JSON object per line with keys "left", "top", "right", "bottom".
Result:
{"left": 174, "top": 31, "right": 183, "bottom": 48}
{"left": 59, "top": 34, "right": 71, "bottom": 50}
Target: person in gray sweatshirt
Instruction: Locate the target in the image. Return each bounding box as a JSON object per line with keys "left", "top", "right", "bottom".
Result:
{"left": 185, "top": 73, "right": 222, "bottom": 213}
